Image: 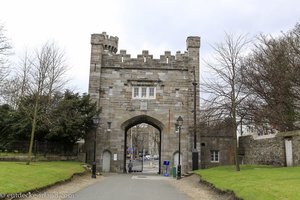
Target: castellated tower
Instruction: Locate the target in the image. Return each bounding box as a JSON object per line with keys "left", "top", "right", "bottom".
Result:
{"left": 89, "top": 32, "right": 119, "bottom": 105}
{"left": 186, "top": 36, "right": 201, "bottom": 169}
{"left": 87, "top": 32, "right": 201, "bottom": 174}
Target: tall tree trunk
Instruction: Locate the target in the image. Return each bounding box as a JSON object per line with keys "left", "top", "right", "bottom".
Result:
{"left": 232, "top": 85, "right": 240, "bottom": 171}
{"left": 26, "top": 93, "right": 39, "bottom": 165}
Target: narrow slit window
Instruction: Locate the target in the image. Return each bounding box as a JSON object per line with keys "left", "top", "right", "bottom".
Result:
{"left": 175, "top": 89, "right": 179, "bottom": 97}
{"left": 108, "top": 87, "right": 113, "bottom": 95}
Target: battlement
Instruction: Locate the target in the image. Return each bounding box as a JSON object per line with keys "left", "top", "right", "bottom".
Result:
{"left": 102, "top": 49, "right": 190, "bottom": 70}
{"left": 116, "top": 49, "right": 188, "bottom": 63}
{"left": 91, "top": 32, "right": 118, "bottom": 53}
{"left": 90, "top": 32, "right": 199, "bottom": 71}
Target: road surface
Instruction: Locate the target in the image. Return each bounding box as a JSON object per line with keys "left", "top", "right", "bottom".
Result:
{"left": 65, "top": 174, "right": 190, "bottom": 200}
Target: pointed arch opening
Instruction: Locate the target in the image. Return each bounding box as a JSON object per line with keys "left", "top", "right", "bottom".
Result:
{"left": 121, "top": 115, "right": 164, "bottom": 174}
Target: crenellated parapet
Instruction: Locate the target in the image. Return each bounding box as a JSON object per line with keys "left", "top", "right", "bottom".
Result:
{"left": 103, "top": 49, "right": 189, "bottom": 70}
{"left": 91, "top": 32, "right": 118, "bottom": 53}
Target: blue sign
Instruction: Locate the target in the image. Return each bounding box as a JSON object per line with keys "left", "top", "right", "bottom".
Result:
{"left": 128, "top": 147, "right": 134, "bottom": 153}
{"left": 163, "top": 160, "right": 170, "bottom": 176}
{"left": 163, "top": 160, "right": 170, "bottom": 166}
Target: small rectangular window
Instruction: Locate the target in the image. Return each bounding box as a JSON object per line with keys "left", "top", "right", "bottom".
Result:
{"left": 134, "top": 87, "right": 139, "bottom": 98}
{"left": 210, "top": 150, "right": 219, "bottom": 162}
{"left": 141, "top": 87, "right": 147, "bottom": 97}
{"left": 132, "top": 87, "right": 156, "bottom": 99}
{"left": 149, "top": 87, "right": 155, "bottom": 97}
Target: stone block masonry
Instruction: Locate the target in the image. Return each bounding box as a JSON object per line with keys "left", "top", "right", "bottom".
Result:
{"left": 239, "top": 130, "right": 300, "bottom": 166}
{"left": 86, "top": 32, "right": 201, "bottom": 173}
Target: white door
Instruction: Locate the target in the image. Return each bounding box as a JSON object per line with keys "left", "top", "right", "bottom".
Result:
{"left": 173, "top": 152, "right": 183, "bottom": 166}
{"left": 285, "top": 139, "right": 293, "bottom": 167}
{"left": 102, "top": 151, "right": 111, "bottom": 172}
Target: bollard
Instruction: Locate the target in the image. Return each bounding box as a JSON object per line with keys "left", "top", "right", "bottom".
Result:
{"left": 92, "top": 161, "right": 96, "bottom": 178}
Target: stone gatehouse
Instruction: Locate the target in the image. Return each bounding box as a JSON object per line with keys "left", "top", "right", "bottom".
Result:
{"left": 85, "top": 32, "right": 201, "bottom": 173}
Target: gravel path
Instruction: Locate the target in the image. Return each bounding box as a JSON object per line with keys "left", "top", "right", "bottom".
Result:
{"left": 16, "top": 173, "right": 234, "bottom": 200}
{"left": 168, "top": 174, "right": 234, "bottom": 200}
{"left": 16, "top": 173, "right": 104, "bottom": 200}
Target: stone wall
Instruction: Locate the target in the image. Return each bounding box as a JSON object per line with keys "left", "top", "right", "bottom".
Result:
{"left": 239, "top": 130, "right": 300, "bottom": 166}
{"left": 0, "top": 155, "right": 79, "bottom": 161}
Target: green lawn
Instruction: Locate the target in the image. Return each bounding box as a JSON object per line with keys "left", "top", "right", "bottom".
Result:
{"left": 0, "top": 161, "right": 85, "bottom": 194}
{"left": 195, "top": 165, "right": 300, "bottom": 200}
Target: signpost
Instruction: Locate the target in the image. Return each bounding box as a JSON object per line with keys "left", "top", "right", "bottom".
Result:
{"left": 163, "top": 160, "right": 170, "bottom": 176}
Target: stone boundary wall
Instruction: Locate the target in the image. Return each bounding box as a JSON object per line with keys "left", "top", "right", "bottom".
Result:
{"left": 0, "top": 155, "right": 80, "bottom": 162}
{"left": 239, "top": 131, "right": 300, "bottom": 166}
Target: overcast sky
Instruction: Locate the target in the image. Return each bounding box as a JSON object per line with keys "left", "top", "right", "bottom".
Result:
{"left": 1, "top": 0, "right": 300, "bottom": 93}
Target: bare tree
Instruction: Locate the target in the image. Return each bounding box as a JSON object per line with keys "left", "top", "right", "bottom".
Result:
{"left": 26, "top": 45, "right": 49, "bottom": 164}
{"left": 202, "top": 33, "right": 251, "bottom": 171}
{"left": 285, "top": 23, "right": 300, "bottom": 92}
{"left": 242, "top": 31, "right": 300, "bottom": 131}
{"left": 0, "top": 49, "right": 32, "bottom": 107}
{"left": 44, "top": 42, "right": 68, "bottom": 106}
{"left": 0, "top": 23, "right": 12, "bottom": 101}
{"left": 26, "top": 42, "right": 68, "bottom": 164}
{"left": 0, "top": 23, "right": 11, "bottom": 64}
{"left": 17, "top": 49, "right": 32, "bottom": 98}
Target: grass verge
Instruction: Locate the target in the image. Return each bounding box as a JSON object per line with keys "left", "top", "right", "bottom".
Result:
{"left": 0, "top": 161, "right": 85, "bottom": 194}
{"left": 195, "top": 165, "right": 300, "bottom": 200}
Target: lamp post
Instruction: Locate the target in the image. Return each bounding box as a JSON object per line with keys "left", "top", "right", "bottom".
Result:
{"left": 176, "top": 116, "right": 183, "bottom": 180}
{"left": 92, "top": 116, "right": 100, "bottom": 178}
{"left": 192, "top": 66, "right": 199, "bottom": 170}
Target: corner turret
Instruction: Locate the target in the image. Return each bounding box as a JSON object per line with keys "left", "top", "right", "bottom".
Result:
{"left": 186, "top": 36, "right": 200, "bottom": 49}
{"left": 91, "top": 32, "right": 119, "bottom": 53}
{"left": 89, "top": 32, "right": 119, "bottom": 105}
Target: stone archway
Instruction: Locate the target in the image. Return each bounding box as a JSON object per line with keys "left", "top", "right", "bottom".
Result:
{"left": 121, "top": 115, "right": 164, "bottom": 174}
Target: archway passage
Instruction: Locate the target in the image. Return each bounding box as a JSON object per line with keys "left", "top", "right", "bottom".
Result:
{"left": 122, "top": 115, "right": 163, "bottom": 174}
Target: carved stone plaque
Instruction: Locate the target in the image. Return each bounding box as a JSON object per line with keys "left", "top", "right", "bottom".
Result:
{"left": 140, "top": 101, "right": 147, "bottom": 111}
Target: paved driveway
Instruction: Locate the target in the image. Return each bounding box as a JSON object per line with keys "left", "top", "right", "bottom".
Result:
{"left": 65, "top": 174, "right": 190, "bottom": 200}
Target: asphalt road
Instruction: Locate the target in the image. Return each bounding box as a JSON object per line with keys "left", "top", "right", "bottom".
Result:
{"left": 65, "top": 174, "right": 190, "bottom": 200}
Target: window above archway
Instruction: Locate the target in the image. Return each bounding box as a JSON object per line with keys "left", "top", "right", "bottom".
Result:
{"left": 132, "top": 87, "right": 156, "bottom": 99}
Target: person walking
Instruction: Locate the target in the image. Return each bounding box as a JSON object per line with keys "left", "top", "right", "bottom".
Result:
{"left": 128, "top": 160, "right": 133, "bottom": 173}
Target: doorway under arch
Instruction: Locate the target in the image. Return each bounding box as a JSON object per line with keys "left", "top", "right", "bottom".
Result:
{"left": 102, "top": 150, "right": 111, "bottom": 172}
{"left": 121, "top": 115, "right": 164, "bottom": 174}
{"left": 173, "top": 151, "right": 183, "bottom": 167}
